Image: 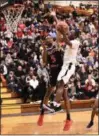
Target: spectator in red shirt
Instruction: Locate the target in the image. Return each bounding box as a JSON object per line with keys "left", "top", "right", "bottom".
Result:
{"left": 84, "top": 74, "right": 97, "bottom": 98}
{"left": 18, "top": 21, "right": 26, "bottom": 31}
{"left": 16, "top": 28, "right": 24, "bottom": 39}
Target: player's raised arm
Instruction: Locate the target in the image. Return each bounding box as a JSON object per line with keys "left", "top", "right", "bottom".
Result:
{"left": 61, "top": 23, "right": 72, "bottom": 48}
{"left": 42, "top": 40, "right": 48, "bottom": 66}
{"left": 50, "top": 10, "right": 58, "bottom": 24}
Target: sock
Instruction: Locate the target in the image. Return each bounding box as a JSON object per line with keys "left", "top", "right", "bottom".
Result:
{"left": 67, "top": 113, "right": 71, "bottom": 120}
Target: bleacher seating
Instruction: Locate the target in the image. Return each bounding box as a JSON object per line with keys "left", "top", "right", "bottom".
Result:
{"left": 1, "top": 75, "right": 95, "bottom": 116}
{"left": 0, "top": 1, "right": 97, "bottom": 117}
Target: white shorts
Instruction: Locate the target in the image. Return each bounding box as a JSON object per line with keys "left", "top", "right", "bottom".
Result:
{"left": 57, "top": 63, "right": 75, "bottom": 84}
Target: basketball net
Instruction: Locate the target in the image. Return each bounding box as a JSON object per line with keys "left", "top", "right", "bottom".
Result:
{"left": 3, "top": 5, "right": 24, "bottom": 33}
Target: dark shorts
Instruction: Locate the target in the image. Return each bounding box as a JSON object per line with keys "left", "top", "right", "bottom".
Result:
{"left": 50, "top": 69, "right": 60, "bottom": 87}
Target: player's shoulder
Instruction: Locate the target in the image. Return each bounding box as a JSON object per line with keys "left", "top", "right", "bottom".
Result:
{"left": 71, "top": 38, "right": 80, "bottom": 43}
{"left": 71, "top": 38, "right": 81, "bottom": 46}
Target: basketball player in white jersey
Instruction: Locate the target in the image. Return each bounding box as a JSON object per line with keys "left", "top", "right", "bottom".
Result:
{"left": 37, "top": 10, "right": 80, "bottom": 131}
{"left": 49, "top": 30, "right": 81, "bottom": 131}
{"left": 87, "top": 92, "right": 99, "bottom": 128}
{"left": 41, "top": 31, "right": 81, "bottom": 131}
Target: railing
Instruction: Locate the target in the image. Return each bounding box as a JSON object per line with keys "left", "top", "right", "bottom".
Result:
{"left": 44, "top": 0, "right": 98, "bottom": 7}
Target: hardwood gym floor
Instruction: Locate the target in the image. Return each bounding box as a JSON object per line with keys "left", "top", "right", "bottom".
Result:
{"left": 1, "top": 110, "right": 98, "bottom": 135}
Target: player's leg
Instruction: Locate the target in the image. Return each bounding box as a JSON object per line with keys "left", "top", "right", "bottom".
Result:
{"left": 63, "top": 87, "right": 72, "bottom": 131}
{"left": 37, "top": 108, "right": 45, "bottom": 126}
{"left": 54, "top": 64, "right": 69, "bottom": 101}
{"left": 37, "top": 85, "right": 55, "bottom": 126}
{"left": 87, "top": 98, "right": 98, "bottom": 128}
{"left": 47, "top": 63, "right": 75, "bottom": 112}
{"left": 43, "top": 85, "right": 52, "bottom": 105}
{"left": 42, "top": 64, "right": 69, "bottom": 112}
{"left": 42, "top": 85, "right": 55, "bottom": 112}
{"left": 41, "top": 68, "right": 67, "bottom": 112}
{"left": 53, "top": 63, "right": 75, "bottom": 105}
{"left": 62, "top": 64, "right": 75, "bottom": 130}
{"left": 42, "top": 69, "right": 60, "bottom": 111}
{"left": 37, "top": 70, "right": 60, "bottom": 126}
{"left": 51, "top": 65, "right": 69, "bottom": 110}
{"left": 62, "top": 64, "right": 75, "bottom": 85}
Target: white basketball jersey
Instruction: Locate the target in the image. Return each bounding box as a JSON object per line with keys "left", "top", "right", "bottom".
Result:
{"left": 63, "top": 38, "right": 80, "bottom": 64}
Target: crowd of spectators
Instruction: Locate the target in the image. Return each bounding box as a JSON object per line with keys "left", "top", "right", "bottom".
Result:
{"left": 0, "top": 0, "right": 98, "bottom": 104}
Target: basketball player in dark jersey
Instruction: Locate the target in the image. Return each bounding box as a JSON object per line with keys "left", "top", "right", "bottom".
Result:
{"left": 43, "top": 37, "right": 63, "bottom": 109}
{"left": 37, "top": 37, "right": 63, "bottom": 125}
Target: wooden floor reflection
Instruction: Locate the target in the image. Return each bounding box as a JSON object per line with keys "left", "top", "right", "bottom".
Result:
{"left": 1, "top": 111, "right": 98, "bottom": 135}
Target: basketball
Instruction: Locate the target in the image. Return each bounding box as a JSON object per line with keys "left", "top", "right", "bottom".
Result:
{"left": 57, "top": 21, "right": 69, "bottom": 34}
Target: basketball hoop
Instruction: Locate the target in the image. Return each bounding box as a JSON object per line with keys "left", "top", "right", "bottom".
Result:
{"left": 2, "top": 4, "right": 24, "bottom": 33}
